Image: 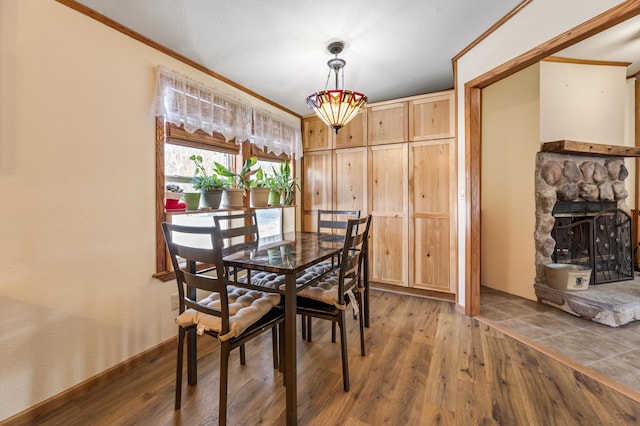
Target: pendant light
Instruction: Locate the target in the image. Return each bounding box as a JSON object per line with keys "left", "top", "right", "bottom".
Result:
{"left": 306, "top": 41, "right": 367, "bottom": 134}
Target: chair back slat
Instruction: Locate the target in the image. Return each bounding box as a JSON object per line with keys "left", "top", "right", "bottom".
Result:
{"left": 162, "top": 222, "right": 231, "bottom": 328}
{"left": 214, "top": 212, "right": 259, "bottom": 247}
{"left": 318, "top": 210, "right": 360, "bottom": 234}
{"left": 337, "top": 216, "right": 372, "bottom": 303}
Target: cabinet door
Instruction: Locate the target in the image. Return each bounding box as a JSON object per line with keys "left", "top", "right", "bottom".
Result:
{"left": 334, "top": 147, "right": 368, "bottom": 215}
{"left": 303, "top": 115, "right": 333, "bottom": 151}
{"left": 368, "top": 102, "right": 408, "bottom": 146}
{"left": 409, "top": 92, "right": 455, "bottom": 141}
{"left": 302, "top": 150, "right": 333, "bottom": 231}
{"left": 369, "top": 143, "right": 408, "bottom": 287}
{"left": 409, "top": 140, "right": 456, "bottom": 293}
{"left": 335, "top": 110, "right": 367, "bottom": 149}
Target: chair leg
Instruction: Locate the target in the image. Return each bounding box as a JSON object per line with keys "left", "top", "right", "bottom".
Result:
{"left": 331, "top": 322, "right": 337, "bottom": 343}
{"left": 175, "top": 328, "right": 185, "bottom": 410}
{"left": 301, "top": 315, "right": 307, "bottom": 341}
{"left": 307, "top": 316, "right": 312, "bottom": 342}
{"left": 279, "top": 322, "right": 285, "bottom": 373}
{"left": 271, "top": 327, "right": 278, "bottom": 369}
{"left": 239, "top": 344, "right": 246, "bottom": 366}
{"left": 339, "top": 314, "right": 350, "bottom": 392}
{"left": 220, "top": 341, "right": 230, "bottom": 426}
{"left": 358, "top": 291, "right": 366, "bottom": 356}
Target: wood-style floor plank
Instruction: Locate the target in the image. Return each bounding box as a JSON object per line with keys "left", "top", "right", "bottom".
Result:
{"left": 14, "top": 290, "right": 640, "bottom": 426}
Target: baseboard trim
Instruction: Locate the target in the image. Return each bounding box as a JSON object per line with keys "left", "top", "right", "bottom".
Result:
{"left": 371, "top": 282, "right": 456, "bottom": 302}
{"left": 1, "top": 337, "right": 176, "bottom": 425}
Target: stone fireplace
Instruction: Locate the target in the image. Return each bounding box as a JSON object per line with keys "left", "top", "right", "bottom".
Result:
{"left": 533, "top": 140, "right": 640, "bottom": 326}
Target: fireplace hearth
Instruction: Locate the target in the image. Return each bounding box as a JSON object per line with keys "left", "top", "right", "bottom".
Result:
{"left": 533, "top": 141, "right": 640, "bottom": 326}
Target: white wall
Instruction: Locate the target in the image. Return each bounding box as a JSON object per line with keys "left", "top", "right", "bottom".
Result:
{"left": 0, "top": 0, "right": 298, "bottom": 420}
{"left": 540, "top": 61, "right": 627, "bottom": 144}
{"left": 455, "top": 0, "right": 626, "bottom": 307}
{"left": 481, "top": 64, "right": 540, "bottom": 300}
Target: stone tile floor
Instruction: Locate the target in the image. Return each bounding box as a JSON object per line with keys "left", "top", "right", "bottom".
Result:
{"left": 479, "top": 286, "right": 640, "bottom": 395}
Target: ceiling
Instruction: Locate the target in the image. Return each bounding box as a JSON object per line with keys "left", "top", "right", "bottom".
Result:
{"left": 554, "top": 13, "right": 640, "bottom": 76}
{"left": 71, "top": 1, "right": 640, "bottom": 117}
{"left": 72, "top": 0, "right": 522, "bottom": 116}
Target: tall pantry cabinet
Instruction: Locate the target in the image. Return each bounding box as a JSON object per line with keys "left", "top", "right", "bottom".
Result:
{"left": 302, "top": 90, "right": 456, "bottom": 295}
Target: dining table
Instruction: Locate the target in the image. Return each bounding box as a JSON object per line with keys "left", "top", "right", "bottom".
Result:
{"left": 221, "top": 231, "right": 344, "bottom": 425}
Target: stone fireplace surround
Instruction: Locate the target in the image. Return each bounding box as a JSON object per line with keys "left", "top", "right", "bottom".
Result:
{"left": 534, "top": 141, "right": 640, "bottom": 327}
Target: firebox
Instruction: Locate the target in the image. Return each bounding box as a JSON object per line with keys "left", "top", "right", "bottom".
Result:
{"left": 551, "top": 201, "right": 633, "bottom": 284}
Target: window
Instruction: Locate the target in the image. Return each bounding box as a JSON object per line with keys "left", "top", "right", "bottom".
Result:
{"left": 154, "top": 119, "right": 297, "bottom": 280}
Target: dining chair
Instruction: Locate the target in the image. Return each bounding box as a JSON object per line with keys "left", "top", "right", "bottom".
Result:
{"left": 214, "top": 212, "right": 260, "bottom": 282}
{"left": 305, "top": 210, "right": 361, "bottom": 341}
{"left": 296, "top": 215, "right": 372, "bottom": 392}
{"left": 162, "top": 222, "right": 284, "bottom": 425}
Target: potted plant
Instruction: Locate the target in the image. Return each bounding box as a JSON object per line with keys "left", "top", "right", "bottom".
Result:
{"left": 265, "top": 175, "right": 281, "bottom": 206}
{"left": 190, "top": 154, "right": 226, "bottom": 209}
{"left": 272, "top": 159, "right": 300, "bottom": 206}
{"left": 249, "top": 167, "right": 271, "bottom": 207}
{"left": 165, "top": 184, "right": 186, "bottom": 211}
{"left": 214, "top": 157, "right": 258, "bottom": 208}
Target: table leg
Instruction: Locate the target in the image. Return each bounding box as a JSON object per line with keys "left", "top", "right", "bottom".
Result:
{"left": 284, "top": 272, "right": 297, "bottom": 425}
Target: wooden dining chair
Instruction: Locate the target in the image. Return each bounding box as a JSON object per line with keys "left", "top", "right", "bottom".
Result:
{"left": 296, "top": 215, "right": 372, "bottom": 392}
{"left": 214, "top": 212, "right": 259, "bottom": 282}
{"left": 162, "top": 222, "right": 284, "bottom": 425}
{"left": 305, "top": 210, "right": 361, "bottom": 341}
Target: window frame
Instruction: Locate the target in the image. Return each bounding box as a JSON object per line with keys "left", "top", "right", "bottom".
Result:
{"left": 153, "top": 118, "right": 296, "bottom": 281}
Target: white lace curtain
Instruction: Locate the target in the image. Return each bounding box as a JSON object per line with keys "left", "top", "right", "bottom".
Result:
{"left": 153, "top": 65, "right": 302, "bottom": 159}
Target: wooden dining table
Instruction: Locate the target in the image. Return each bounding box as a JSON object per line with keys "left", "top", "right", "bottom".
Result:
{"left": 221, "top": 231, "right": 344, "bottom": 425}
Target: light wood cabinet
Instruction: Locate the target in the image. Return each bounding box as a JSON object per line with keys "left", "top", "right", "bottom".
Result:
{"left": 303, "top": 115, "right": 333, "bottom": 151}
{"left": 409, "top": 140, "right": 456, "bottom": 292}
{"left": 335, "top": 110, "right": 367, "bottom": 149}
{"left": 334, "top": 147, "right": 368, "bottom": 214}
{"left": 409, "top": 92, "right": 455, "bottom": 141}
{"left": 368, "top": 101, "right": 408, "bottom": 145}
{"left": 302, "top": 150, "right": 333, "bottom": 231}
{"left": 368, "top": 143, "right": 409, "bottom": 286}
{"left": 301, "top": 90, "right": 456, "bottom": 295}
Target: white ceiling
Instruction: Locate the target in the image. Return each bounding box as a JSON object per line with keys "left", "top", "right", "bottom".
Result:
{"left": 73, "top": 0, "right": 521, "bottom": 115}
{"left": 72, "top": 1, "right": 640, "bottom": 116}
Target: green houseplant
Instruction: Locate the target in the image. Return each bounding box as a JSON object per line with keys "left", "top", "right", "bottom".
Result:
{"left": 189, "top": 154, "right": 226, "bottom": 209}
{"left": 272, "top": 159, "right": 300, "bottom": 206}
{"left": 214, "top": 157, "right": 258, "bottom": 207}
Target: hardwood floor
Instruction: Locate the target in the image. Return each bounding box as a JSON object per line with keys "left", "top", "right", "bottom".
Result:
{"left": 479, "top": 285, "right": 640, "bottom": 396}
{"left": 16, "top": 290, "right": 640, "bottom": 425}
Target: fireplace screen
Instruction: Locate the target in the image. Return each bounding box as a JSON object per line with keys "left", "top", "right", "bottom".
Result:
{"left": 551, "top": 202, "right": 633, "bottom": 284}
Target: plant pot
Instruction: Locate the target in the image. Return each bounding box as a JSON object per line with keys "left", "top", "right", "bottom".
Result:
{"left": 183, "top": 192, "right": 201, "bottom": 210}
{"left": 221, "top": 188, "right": 244, "bottom": 208}
{"left": 201, "top": 189, "right": 223, "bottom": 209}
{"left": 250, "top": 187, "right": 270, "bottom": 207}
{"left": 268, "top": 190, "right": 281, "bottom": 206}
{"left": 165, "top": 191, "right": 183, "bottom": 201}
{"left": 281, "top": 189, "right": 295, "bottom": 206}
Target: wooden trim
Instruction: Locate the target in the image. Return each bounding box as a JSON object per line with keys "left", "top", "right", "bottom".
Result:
{"left": 54, "top": 0, "right": 300, "bottom": 119}
{"left": 465, "top": 86, "right": 481, "bottom": 316}
{"left": 155, "top": 117, "right": 168, "bottom": 273}
{"left": 466, "top": 2, "right": 640, "bottom": 89}
{"left": 452, "top": 1, "right": 532, "bottom": 63}
{"left": 541, "top": 140, "right": 640, "bottom": 157}
{"left": 462, "top": 2, "right": 640, "bottom": 317}
{"left": 166, "top": 123, "right": 241, "bottom": 155}
{"left": 371, "top": 282, "right": 456, "bottom": 302}
{"left": 2, "top": 338, "right": 176, "bottom": 426}
{"left": 543, "top": 56, "right": 631, "bottom": 67}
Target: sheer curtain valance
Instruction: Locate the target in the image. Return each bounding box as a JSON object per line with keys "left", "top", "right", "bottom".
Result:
{"left": 153, "top": 65, "right": 302, "bottom": 159}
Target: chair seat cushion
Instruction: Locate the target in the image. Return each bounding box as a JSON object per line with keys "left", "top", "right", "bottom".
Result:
{"left": 176, "top": 286, "right": 281, "bottom": 341}
{"left": 297, "top": 272, "right": 340, "bottom": 305}
{"left": 236, "top": 263, "right": 331, "bottom": 291}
